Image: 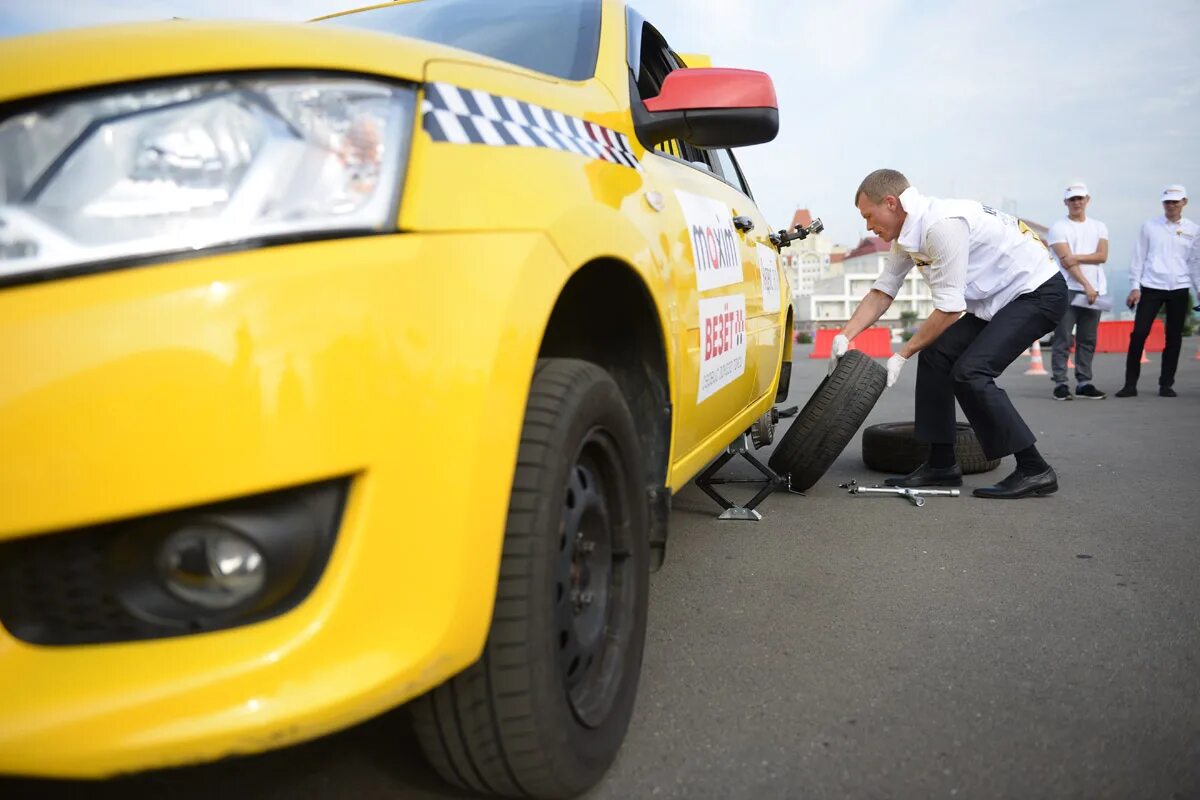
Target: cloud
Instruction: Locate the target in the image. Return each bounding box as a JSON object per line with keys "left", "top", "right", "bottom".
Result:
{"left": 2, "top": 0, "right": 1197, "bottom": 264}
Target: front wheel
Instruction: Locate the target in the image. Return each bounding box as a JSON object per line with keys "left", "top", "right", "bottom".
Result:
{"left": 412, "top": 358, "right": 650, "bottom": 799}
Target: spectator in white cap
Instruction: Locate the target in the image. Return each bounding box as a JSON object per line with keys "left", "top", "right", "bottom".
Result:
{"left": 1116, "top": 184, "right": 1197, "bottom": 397}
{"left": 1047, "top": 182, "right": 1109, "bottom": 400}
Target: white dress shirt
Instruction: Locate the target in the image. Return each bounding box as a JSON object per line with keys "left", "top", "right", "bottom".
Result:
{"left": 1130, "top": 215, "right": 1198, "bottom": 291}
{"left": 872, "top": 187, "right": 1058, "bottom": 321}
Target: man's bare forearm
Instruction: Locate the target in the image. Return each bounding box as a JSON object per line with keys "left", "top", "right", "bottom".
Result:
{"left": 842, "top": 290, "right": 894, "bottom": 340}
{"left": 898, "top": 309, "right": 961, "bottom": 358}
{"left": 1064, "top": 263, "right": 1096, "bottom": 292}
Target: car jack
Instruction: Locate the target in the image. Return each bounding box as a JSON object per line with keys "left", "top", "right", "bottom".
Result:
{"left": 838, "top": 479, "right": 960, "bottom": 507}
{"left": 694, "top": 434, "right": 802, "bottom": 520}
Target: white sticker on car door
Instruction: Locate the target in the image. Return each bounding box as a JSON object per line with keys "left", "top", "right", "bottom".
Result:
{"left": 697, "top": 294, "right": 746, "bottom": 403}
{"left": 755, "top": 243, "right": 781, "bottom": 313}
{"left": 676, "top": 190, "right": 742, "bottom": 291}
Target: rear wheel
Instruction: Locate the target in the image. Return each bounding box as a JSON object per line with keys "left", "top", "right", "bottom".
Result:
{"left": 412, "top": 358, "right": 649, "bottom": 799}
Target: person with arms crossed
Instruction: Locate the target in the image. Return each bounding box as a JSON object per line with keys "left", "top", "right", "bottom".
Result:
{"left": 1047, "top": 182, "right": 1109, "bottom": 400}
{"left": 1116, "top": 184, "right": 1197, "bottom": 398}
{"left": 831, "top": 169, "right": 1067, "bottom": 499}
{"left": 1189, "top": 233, "right": 1200, "bottom": 313}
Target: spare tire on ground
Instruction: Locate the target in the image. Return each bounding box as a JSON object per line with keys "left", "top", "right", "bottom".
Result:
{"left": 768, "top": 350, "right": 887, "bottom": 491}
{"left": 861, "top": 421, "right": 1001, "bottom": 475}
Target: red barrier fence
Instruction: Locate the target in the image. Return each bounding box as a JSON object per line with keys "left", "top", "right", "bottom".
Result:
{"left": 809, "top": 327, "right": 893, "bottom": 358}
{"left": 1095, "top": 320, "right": 1164, "bottom": 353}
{"left": 807, "top": 321, "right": 1162, "bottom": 358}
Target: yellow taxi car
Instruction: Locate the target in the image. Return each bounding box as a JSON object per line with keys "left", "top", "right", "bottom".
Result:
{"left": 0, "top": 1, "right": 792, "bottom": 796}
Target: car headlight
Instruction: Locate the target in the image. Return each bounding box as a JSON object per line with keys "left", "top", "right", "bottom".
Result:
{"left": 0, "top": 74, "right": 415, "bottom": 282}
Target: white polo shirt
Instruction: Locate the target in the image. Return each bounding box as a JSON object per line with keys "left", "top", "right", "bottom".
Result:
{"left": 1130, "top": 215, "right": 1198, "bottom": 291}
{"left": 872, "top": 187, "right": 1059, "bottom": 321}
{"left": 1047, "top": 216, "right": 1108, "bottom": 295}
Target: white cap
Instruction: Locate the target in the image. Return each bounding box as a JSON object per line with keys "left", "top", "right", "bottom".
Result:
{"left": 1162, "top": 184, "right": 1187, "bottom": 202}
{"left": 1063, "top": 182, "right": 1089, "bottom": 200}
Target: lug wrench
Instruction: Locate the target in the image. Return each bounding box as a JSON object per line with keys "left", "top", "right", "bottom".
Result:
{"left": 838, "top": 479, "right": 960, "bottom": 507}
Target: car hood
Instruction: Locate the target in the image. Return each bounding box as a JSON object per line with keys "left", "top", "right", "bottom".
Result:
{"left": 0, "top": 18, "right": 540, "bottom": 103}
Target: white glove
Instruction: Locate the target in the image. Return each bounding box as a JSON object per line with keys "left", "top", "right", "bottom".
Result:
{"left": 886, "top": 353, "right": 907, "bottom": 388}
{"left": 828, "top": 334, "right": 849, "bottom": 375}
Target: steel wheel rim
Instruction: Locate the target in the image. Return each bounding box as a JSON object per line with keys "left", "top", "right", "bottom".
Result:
{"left": 553, "top": 427, "right": 634, "bottom": 729}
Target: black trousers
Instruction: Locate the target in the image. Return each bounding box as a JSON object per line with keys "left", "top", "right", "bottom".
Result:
{"left": 916, "top": 273, "right": 1067, "bottom": 460}
{"left": 1123, "top": 287, "right": 1191, "bottom": 389}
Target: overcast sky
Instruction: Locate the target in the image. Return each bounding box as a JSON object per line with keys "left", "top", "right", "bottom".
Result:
{"left": 3, "top": 0, "right": 1198, "bottom": 283}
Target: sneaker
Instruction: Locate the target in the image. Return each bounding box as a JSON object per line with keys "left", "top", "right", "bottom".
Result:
{"left": 1159, "top": 386, "right": 1177, "bottom": 397}
{"left": 1115, "top": 386, "right": 1137, "bottom": 398}
{"left": 1053, "top": 384, "right": 1072, "bottom": 401}
{"left": 1075, "top": 384, "right": 1106, "bottom": 399}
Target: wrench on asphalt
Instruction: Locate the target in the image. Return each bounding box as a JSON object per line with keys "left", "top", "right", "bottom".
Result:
{"left": 838, "top": 479, "right": 960, "bottom": 507}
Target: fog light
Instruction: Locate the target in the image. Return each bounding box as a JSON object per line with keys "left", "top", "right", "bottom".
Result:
{"left": 159, "top": 524, "right": 266, "bottom": 610}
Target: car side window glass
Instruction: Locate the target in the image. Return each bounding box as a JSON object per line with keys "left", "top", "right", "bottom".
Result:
{"left": 635, "top": 23, "right": 717, "bottom": 173}
{"left": 709, "top": 148, "right": 750, "bottom": 197}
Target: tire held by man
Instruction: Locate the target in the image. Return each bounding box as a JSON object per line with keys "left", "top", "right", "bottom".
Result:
{"left": 768, "top": 350, "right": 886, "bottom": 490}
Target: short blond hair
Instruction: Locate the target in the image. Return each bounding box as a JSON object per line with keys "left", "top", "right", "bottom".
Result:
{"left": 855, "top": 169, "right": 910, "bottom": 204}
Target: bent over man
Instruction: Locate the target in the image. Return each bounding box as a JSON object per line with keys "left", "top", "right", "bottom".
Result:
{"left": 831, "top": 169, "right": 1067, "bottom": 499}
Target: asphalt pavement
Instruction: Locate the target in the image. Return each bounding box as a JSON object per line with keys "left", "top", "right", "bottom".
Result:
{"left": 6, "top": 345, "right": 1199, "bottom": 800}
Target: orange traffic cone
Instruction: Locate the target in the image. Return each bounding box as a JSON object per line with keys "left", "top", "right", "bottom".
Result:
{"left": 1067, "top": 354, "right": 1075, "bottom": 370}
{"left": 1140, "top": 349, "right": 1151, "bottom": 364}
{"left": 1194, "top": 344, "right": 1200, "bottom": 361}
{"left": 1024, "top": 342, "right": 1048, "bottom": 375}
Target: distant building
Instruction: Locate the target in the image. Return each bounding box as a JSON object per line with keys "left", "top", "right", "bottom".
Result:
{"left": 795, "top": 236, "right": 934, "bottom": 331}
{"left": 777, "top": 208, "right": 846, "bottom": 300}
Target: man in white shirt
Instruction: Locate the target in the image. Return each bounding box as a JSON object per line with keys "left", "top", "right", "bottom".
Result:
{"left": 1189, "top": 235, "right": 1200, "bottom": 310}
{"left": 1115, "top": 184, "right": 1198, "bottom": 398}
{"left": 831, "top": 169, "right": 1066, "bottom": 499}
{"left": 1047, "top": 182, "right": 1109, "bottom": 400}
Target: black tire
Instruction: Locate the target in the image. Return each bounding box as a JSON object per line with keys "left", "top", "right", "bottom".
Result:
{"left": 767, "top": 350, "right": 886, "bottom": 491}
{"left": 862, "top": 421, "right": 1001, "bottom": 475}
{"left": 412, "top": 358, "right": 650, "bottom": 799}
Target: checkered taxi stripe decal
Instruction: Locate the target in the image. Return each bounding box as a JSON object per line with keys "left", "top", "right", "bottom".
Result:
{"left": 421, "top": 82, "right": 641, "bottom": 170}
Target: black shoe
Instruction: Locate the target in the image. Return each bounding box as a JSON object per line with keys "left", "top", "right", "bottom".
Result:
{"left": 884, "top": 462, "right": 963, "bottom": 488}
{"left": 1160, "top": 386, "right": 1177, "bottom": 397}
{"left": 1053, "top": 384, "right": 1072, "bottom": 401}
{"left": 1075, "top": 384, "right": 1106, "bottom": 399}
{"left": 1114, "top": 386, "right": 1137, "bottom": 398}
{"left": 972, "top": 466, "right": 1058, "bottom": 499}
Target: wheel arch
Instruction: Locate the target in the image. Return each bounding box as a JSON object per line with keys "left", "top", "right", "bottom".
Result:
{"left": 776, "top": 304, "right": 794, "bottom": 403}
{"left": 537, "top": 258, "right": 672, "bottom": 566}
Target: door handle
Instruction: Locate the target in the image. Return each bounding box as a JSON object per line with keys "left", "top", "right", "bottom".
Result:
{"left": 732, "top": 215, "right": 754, "bottom": 233}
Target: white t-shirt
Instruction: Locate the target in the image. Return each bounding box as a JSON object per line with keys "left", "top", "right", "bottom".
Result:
{"left": 1187, "top": 235, "right": 1200, "bottom": 296}
{"left": 1047, "top": 216, "right": 1108, "bottom": 294}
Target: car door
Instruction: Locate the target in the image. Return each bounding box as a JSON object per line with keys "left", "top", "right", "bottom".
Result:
{"left": 705, "top": 145, "right": 783, "bottom": 403}
{"left": 628, "top": 21, "right": 777, "bottom": 461}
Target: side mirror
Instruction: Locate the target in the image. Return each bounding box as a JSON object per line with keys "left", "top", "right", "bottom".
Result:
{"left": 634, "top": 68, "right": 779, "bottom": 149}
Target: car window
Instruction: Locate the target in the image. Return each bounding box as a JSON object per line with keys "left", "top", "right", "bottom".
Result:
{"left": 316, "top": 0, "right": 602, "bottom": 82}
{"left": 708, "top": 148, "right": 752, "bottom": 198}
{"left": 629, "top": 18, "right": 716, "bottom": 172}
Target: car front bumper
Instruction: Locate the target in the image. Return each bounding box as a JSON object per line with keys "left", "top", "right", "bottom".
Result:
{"left": 0, "top": 231, "right": 566, "bottom": 777}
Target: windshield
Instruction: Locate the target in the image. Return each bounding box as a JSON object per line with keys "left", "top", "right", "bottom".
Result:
{"left": 316, "top": 0, "right": 603, "bottom": 81}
